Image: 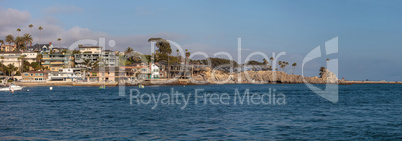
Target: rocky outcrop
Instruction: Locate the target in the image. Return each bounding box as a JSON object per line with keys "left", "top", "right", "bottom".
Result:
{"left": 191, "top": 69, "right": 338, "bottom": 84}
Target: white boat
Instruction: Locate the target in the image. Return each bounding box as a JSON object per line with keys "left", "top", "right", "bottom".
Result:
{"left": 0, "top": 84, "right": 23, "bottom": 91}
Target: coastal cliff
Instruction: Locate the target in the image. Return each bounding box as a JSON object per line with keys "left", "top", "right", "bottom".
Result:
{"left": 192, "top": 68, "right": 338, "bottom": 84}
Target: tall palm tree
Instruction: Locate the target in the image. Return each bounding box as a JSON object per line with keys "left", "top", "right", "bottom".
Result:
{"left": 57, "top": 38, "right": 62, "bottom": 47}
{"left": 23, "top": 33, "right": 33, "bottom": 49}
{"left": 5, "top": 34, "right": 14, "bottom": 48}
{"left": 285, "top": 62, "right": 289, "bottom": 72}
{"left": 0, "top": 39, "right": 4, "bottom": 45}
{"left": 36, "top": 54, "right": 43, "bottom": 69}
{"left": 278, "top": 61, "right": 282, "bottom": 71}
{"left": 18, "top": 55, "right": 26, "bottom": 73}
{"left": 29, "top": 24, "right": 33, "bottom": 34}
{"left": 38, "top": 26, "right": 43, "bottom": 44}
{"left": 176, "top": 49, "right": 179, "bottom": 63}
{"left": 155, "top": 50, "right": 159, "bottom": 62}
{"left": 16, "top": 28, "right": 21, "bottom": 37}
{"left": 292, "top": 63, "right": 297, "bottom": 74}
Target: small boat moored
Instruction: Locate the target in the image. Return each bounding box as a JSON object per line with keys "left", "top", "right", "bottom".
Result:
{"left": 0, "top": 84, "right": 24, "bottom": 92}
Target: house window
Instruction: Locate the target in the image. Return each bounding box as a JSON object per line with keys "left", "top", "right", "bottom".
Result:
{"left": 24, "top": 74, "right": 28, "bottom": 76}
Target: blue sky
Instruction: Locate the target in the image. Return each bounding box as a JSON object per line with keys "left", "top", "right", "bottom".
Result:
{"left": 1, "top": 0, "right": 402, "bottom": 81}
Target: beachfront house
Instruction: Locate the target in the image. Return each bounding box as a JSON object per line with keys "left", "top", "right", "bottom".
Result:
{"left": 41, "top": 53, "right": 75, "bottom": 71}
{"left": 27, "top": 43, "right": 51, "bottom": 52}
{"left": 47, "top": 68, "right": 84, "bottom": 82}
{"left": 77, "top": 45, "right": 101, "bottom": 54}
{"left": 0, "top": 44, "right": 17, "bottom": 52}
{"left": 22, "top": 52, "right": 38, "bottom": 63}
{"left": 87, "top": 67, "right": 126, "bottom": 82}
{"left": 0, "top": 51, "right": 24, "bottom": 68}
{"left": 21, "top": 71, "right": 47, "bottom": 82}
{"left": 74, "top": 46, "right": 118, "bottom": 68}
{"left": 150, "top": 63, "right": 161, "bottom": 79}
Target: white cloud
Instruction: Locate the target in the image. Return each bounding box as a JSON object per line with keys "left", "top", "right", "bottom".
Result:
{"left": 0, "top": 7, "right": 188, "bottom": 53}
{"left": 0, "top": 8, "right": 30, "bottom": 34}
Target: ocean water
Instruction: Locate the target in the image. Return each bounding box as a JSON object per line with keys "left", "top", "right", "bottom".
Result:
{"left": 0, "top": 84, "right": 401, "bottom": 140}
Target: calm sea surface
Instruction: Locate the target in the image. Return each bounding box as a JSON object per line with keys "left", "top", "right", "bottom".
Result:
{"left": 0, "top": 84, "right": 401, "bottom": 140}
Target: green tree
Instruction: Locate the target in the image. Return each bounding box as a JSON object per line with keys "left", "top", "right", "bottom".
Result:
{"left": 263, "top": 58, "right": 268, "bottom": 65}
{"left": 292, "top": 63, "right": 297, "bottom": 74}
{"left": 319, "top": 66, "right": 326, "bottom": 78}
{"left": 29, "top": 24, "right": 33, "bottom": 34}
{"left": 57, "top": 38, "right": 62, "bottom": 47}
{"left": 23, "top": 33, "right": 33, "bottom": 50}
{"left": 148, "top": 38, "right": 172, "bottom": 77}
{"left": 16, "top": 28, "right": 21, "bottom": 36}
{"left": 124, "top": 47, "right": 133, "bottom": 55}
{"left": 38, "top": 26, "right": 43, "bottom": 44}
{"left": 5, "top": 34, "right": 14, "bottom": 48}
{"left": 18, "top": 55, "right": 26, "bottom": 73}
{"left": 0, "top": 39, "right": 4, "bottom": 45}
{"left": 72, "top": 50, "right": 81, "bottom": 55}
{"left": 36, "top": 54, "right": 43, "bottom": 69}
{"left": 148, "top": 38, "right": 172, "bottom": 55}
{"left": 6, "top": 64, "right": 18, "bottom": 77}
{"left": 176, "top": 49, "right": 179, "bottom": 63}
{"left": 15, "top": 36, "right": 24, "bottom": 51}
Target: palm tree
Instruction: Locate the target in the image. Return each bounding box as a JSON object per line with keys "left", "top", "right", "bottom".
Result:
{"left": 38, "top": 26, "right": 43, "bottom": 44}
{"left": 36, "top": 54, "right": 43, "bottom": 69}
{"left": 18, "top": 55, "right": 26, "bottom": 73}
{"left": 15, "top": 36, "right": 24, "bottom": 51}
{"left": 5, "top": 34, "right": 14, "bottom": 48}
{"left": 16, "top": 28, "right": 21, "bottom": 37}
{"left": 155, "top": 50, "right": 159, "bottom": 62}
{"left": 6, "top": 64, "right": 17, "bottom": 77}
{"left": 176, "top": 49, "right": 179, "bottom": 63}
{"left": 29, "top": 24, "right": 33, "bottom": 34}
{"left": 278, "top": 61, "right": 282, "bottom": 71}
{"left": 285, "top": 62, "right": 289, "bottom": 72}
{"left": 263, "top": 58, "right": 268, "bottom": 65}
{"left": 57, "top": 38, "right": 62, "bottom": 48}
{"left": 319, "top": 66, "right": 326, "bottom": 78}
{"left": 292, "top": 63, "right": 297, "bottom": 74}
{"left": 23, "top": 33, "right": 33, "bottom": 49}
{"left": 124, "top": 47, "right": 133, "bottom": 55}
{"left": 0, "top": 39, "right": 4, "bottom": 45}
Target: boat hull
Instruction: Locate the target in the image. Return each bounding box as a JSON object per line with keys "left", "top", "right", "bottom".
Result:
{"left": 0, "top": 86, "right": 23, "bottom": 91}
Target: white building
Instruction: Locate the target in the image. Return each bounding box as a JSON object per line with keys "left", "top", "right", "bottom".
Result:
{"left": 47, "top": 68, "right": 84, "bottom": 81}
{"left": 150, "top": 63, "right": 160, "bottom": 79}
